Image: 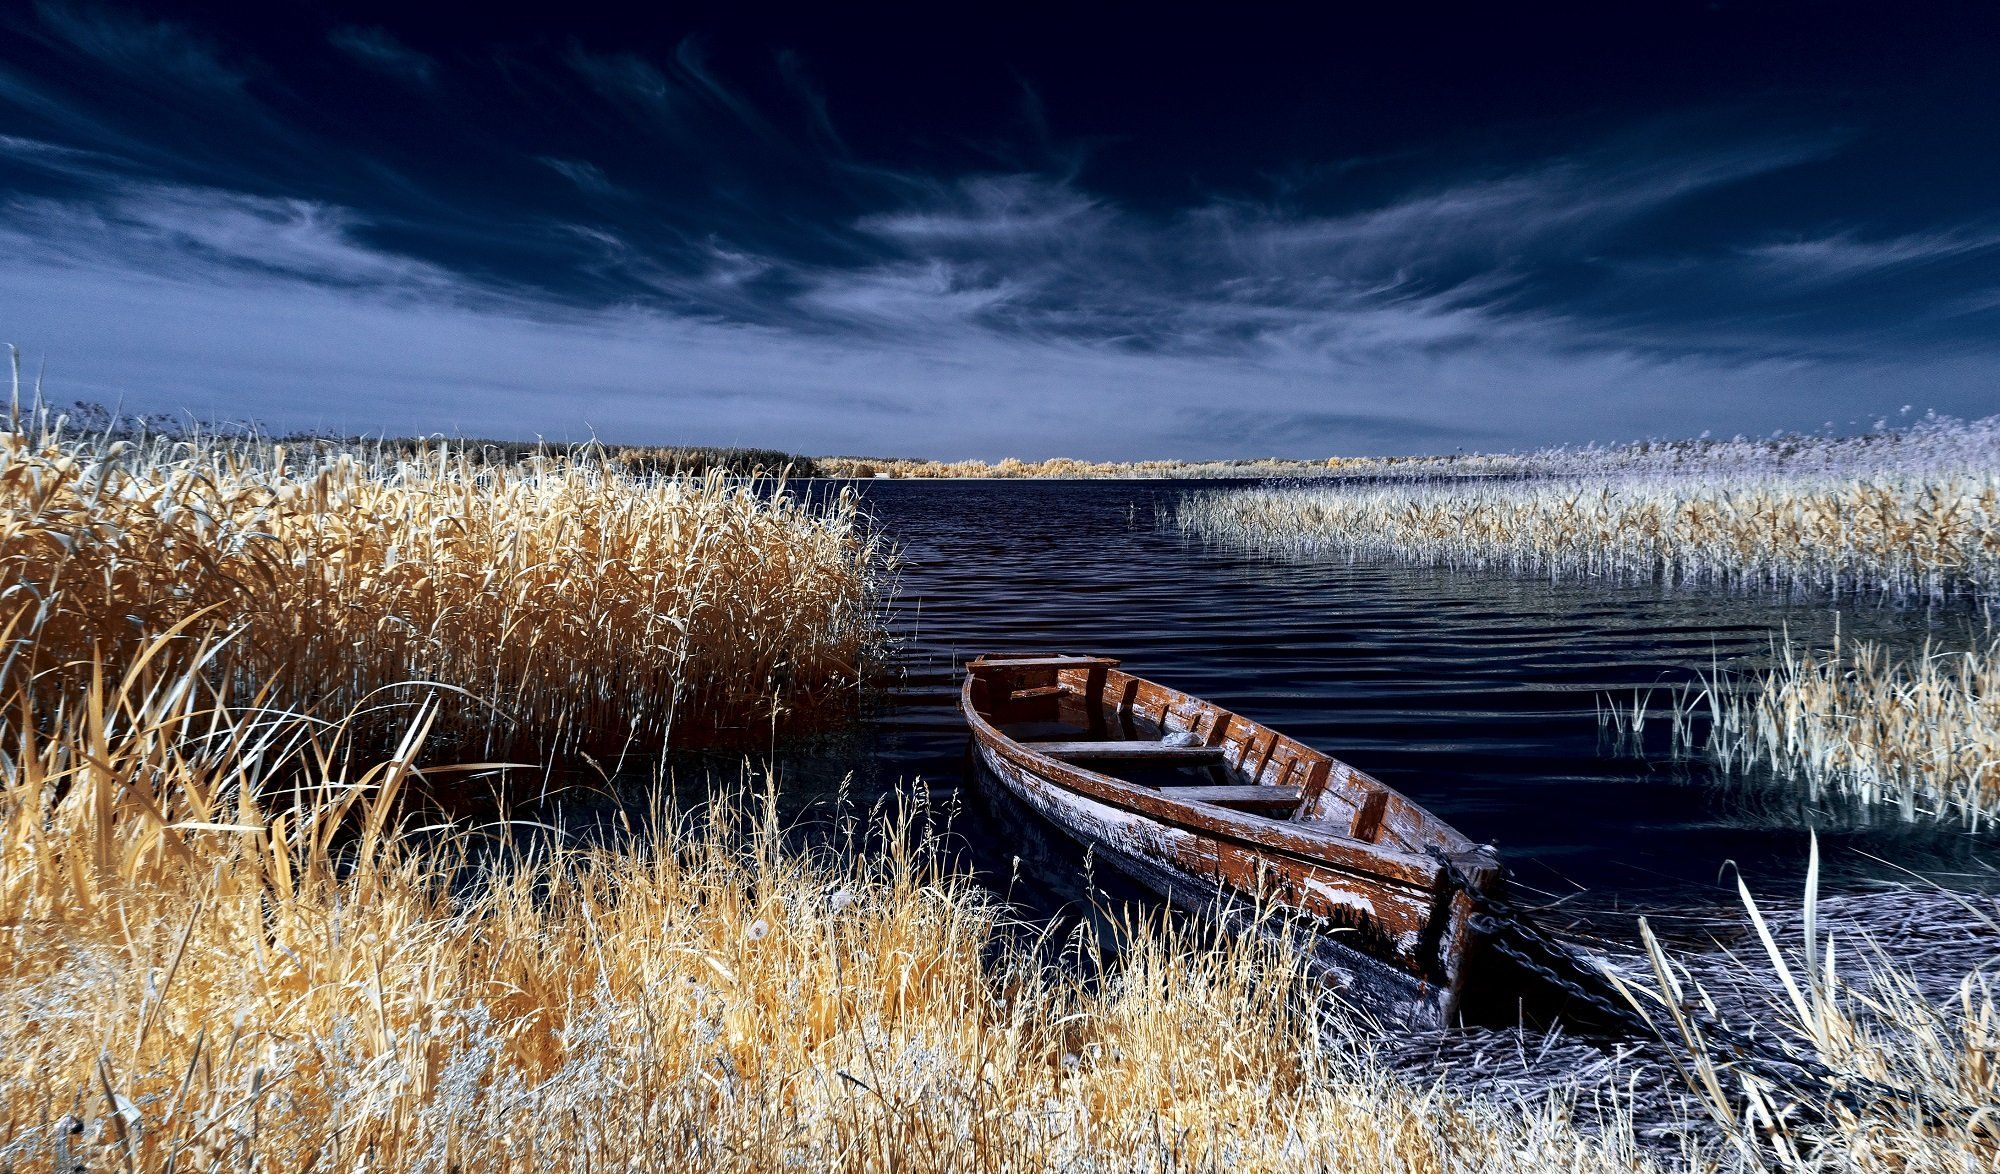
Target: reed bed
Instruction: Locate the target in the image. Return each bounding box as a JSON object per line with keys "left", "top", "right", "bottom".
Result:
{"left": 0, "top": 635, "right": 1654, "bottom": 1172}
{"left": 0, "top": 418, "right": 881, "bottom": 755}
{"left": 1180, "top": 472, "right": 2000, "bottom": 605}
{"left": 1178, "top": 416, "right": 2000, "bottom": 606}
{"left": 1645, "top": 633, "right": 2000, "bottom": 825}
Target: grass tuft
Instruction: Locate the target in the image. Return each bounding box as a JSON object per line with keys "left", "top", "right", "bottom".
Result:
{"left": 1648, "top": 632, "right": 2000, "bottom": 824}
{"left": 1626, "top": 838, "right": 2000, "bottom": 1168}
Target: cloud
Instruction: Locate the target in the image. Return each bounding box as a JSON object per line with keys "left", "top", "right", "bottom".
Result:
{"left": 1746, "top": 227, "right": 2000, "bottom": 280}
{"left": 775, "top": 49, "right": 847, "bottom": 156}
{"left": 568, "top": 46, "right": 680, "bottom": 115}
{"left": 10, "top": 155, "right": 1998, "bottom": 459}
{"left": 1173, "top": 408, "right": 1486, "bottom": 450}
{"left": 536, "top": 156, "right": 617, "bottom": 196}
{"left": 861, "top": 173, "right": 1109, "bottom": 247}
{"left": 329, "top": 26, "right": 435, "bottom": 82}
{"left": 33, "top": 1, "right": 245, "bottom": 91}
{"left": 822, "top": 148, "right": 1820, "bottom": 361}
{"left": 0, "top": 148, "right": 461, "bottom": 294}
{"left": 563, "top": 38, "right": 804, "bottom": 165}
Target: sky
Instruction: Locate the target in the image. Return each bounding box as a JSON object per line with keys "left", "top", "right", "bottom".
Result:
{"left": 3, "top": 2, "right": 2000, "bottom": 458}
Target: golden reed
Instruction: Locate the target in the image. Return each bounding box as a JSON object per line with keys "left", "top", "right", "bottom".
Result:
{"left": 0, "top": 423, "right": 881, "bottom": 755}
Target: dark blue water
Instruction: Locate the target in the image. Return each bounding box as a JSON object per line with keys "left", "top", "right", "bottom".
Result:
{"left": 787, "top": 478, "right": 1992, "bottom": 918}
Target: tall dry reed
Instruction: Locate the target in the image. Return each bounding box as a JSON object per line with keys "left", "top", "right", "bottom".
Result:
{"left": 0, "top": 419, "right": 881, "bottom": 755}
{"left": 1654, "top": 632, "right": 2000, "bottom": 825}
{"left": 1178, "top": 416, "right": 2000, "bottom": 605}
{"left": 0, "top": 632, "right": 1653, "bottom": 1172}
{"left": 1180, "top": 473, "right": 2000, "bottom": 605}
{"left": 1624, "top": 839, "right": 2000, "bottom": 1169}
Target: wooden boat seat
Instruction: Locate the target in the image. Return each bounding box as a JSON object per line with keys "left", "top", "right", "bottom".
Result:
{"left": 1032, "top": 741, "right": 1227, "bottom": 764}
{"left": 1155, "top": 785, "right": 1304, "bottom": 812}
{"left": 1007, "top": 684, "right": 1068, "bottom": 701}
{"left": 976, "top": 655, "right": 1121, "bottom": 669}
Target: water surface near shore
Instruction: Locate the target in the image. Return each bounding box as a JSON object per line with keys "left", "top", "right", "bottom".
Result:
{"left": 791, "top": 478, "right": 1992, "bottom": 909}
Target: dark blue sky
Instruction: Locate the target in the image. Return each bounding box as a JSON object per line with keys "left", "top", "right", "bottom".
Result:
{"left": 4, "top": 1, "right": 2000, "bottom": 456}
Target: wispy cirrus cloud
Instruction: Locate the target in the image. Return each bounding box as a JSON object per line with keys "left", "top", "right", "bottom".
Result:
{"left": 1746, "top": 227, "right": 2000, "bottom": 280}
{"left": 329, "top": 26, "right": 435, "bottom": 82}
{"left": 535, "top": 156, "right": 618, "bottom": 196}
{"left": 33, "top": 1, "right": 245, "bottom": 91}
{"left": 0, "top": 183, "right": 463, "bottom": 292}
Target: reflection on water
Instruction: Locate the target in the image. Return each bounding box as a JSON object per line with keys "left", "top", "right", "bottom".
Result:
{"left": 760, "top": 478, "right": 1991, "bottom": 924}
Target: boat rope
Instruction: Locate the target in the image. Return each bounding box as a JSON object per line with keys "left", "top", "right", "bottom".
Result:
{"left": 1439, "top": 857, "right": 1995, "bottom": 1130}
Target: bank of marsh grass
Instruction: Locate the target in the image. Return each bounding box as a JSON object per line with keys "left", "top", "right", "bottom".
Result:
{"left": 0, "top": 637, "right": 1662, "bottom": 1171}
{"left": 1178, "top": 417, "right": 2000, "bottom": 606}
{"left": 9, "top": 633, "right": 2000, "bottom": 1169}
{"left": 0, "top": 419, "right": 880, "bottom": 754}
{"left": 1180, "top": 473, "right": 2000, "bottom": 605}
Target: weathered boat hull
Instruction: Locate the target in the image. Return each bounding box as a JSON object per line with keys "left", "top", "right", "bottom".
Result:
{"left": 961, "top": 654, "right": 1501, "bottom": 1027}
{"left": 971, "top": 741, "right": 1457, "bottom": 1025}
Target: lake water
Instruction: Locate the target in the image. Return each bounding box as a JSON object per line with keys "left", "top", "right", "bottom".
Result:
{"left": 781, "top": 478, "right": 1993, "bottom": 926}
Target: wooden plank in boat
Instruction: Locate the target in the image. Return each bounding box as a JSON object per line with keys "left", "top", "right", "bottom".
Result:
{"left": 975, "top": 655, "right": 1121, "bottom": 669}
{"left": 1155, "top": 785, "right": 1303, "bottom": 809}
{"left": 1007, "top": 684, "right": 1066, "bottom": 700}
{"left": 1032, "top": 740, "right": 1227, "bottom": 763}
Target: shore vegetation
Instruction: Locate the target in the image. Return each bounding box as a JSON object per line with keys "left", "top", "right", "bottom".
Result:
{"left": 0, "top": 628, "right": 1666, "bottom": 1171}
{"left": 1621, "top": 843, "right": 2000, "bottom": 1169}
{"left": 1177, "top": 416, "right": 2000, "bottom": 607}
{"left": 0, "top": 410, "right": 879, "bottom": 755}
{"left": 1617, "top": 632, "right": 2000, "bottom": 825}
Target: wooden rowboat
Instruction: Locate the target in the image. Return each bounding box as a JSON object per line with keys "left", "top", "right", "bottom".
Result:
{"left": 962, "top": 653, "right": 1504, "bottom": 1027}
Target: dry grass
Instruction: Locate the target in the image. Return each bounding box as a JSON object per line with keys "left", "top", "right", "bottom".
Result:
{"left": 1648, "top": 632, "right": 2000, "bottom": 825}
{"left": 1623, "top": 839, "right": 2000, "bottom": 1170}
{"left": 1179, "top": 473, "right": 2000, "bottom": 605}
{"left": 1177, "top": 417, "right": 2000, "bottom": 606}
{"left": 0, "top": 418, "right": 880, "bottom": 755}
{"left": 11, "top": 396, "right": 1995, "bottom": 1168}
{"left": 0, "top": 405, "right": 1655, "bottom": 1170}
{"left": 0, "top": 632, "right": 1655, "bottom": 1172}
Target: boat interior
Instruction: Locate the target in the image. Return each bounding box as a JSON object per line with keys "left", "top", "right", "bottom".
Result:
{"left": 966, "top": 653, "right": 1457, "bottom": 855}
